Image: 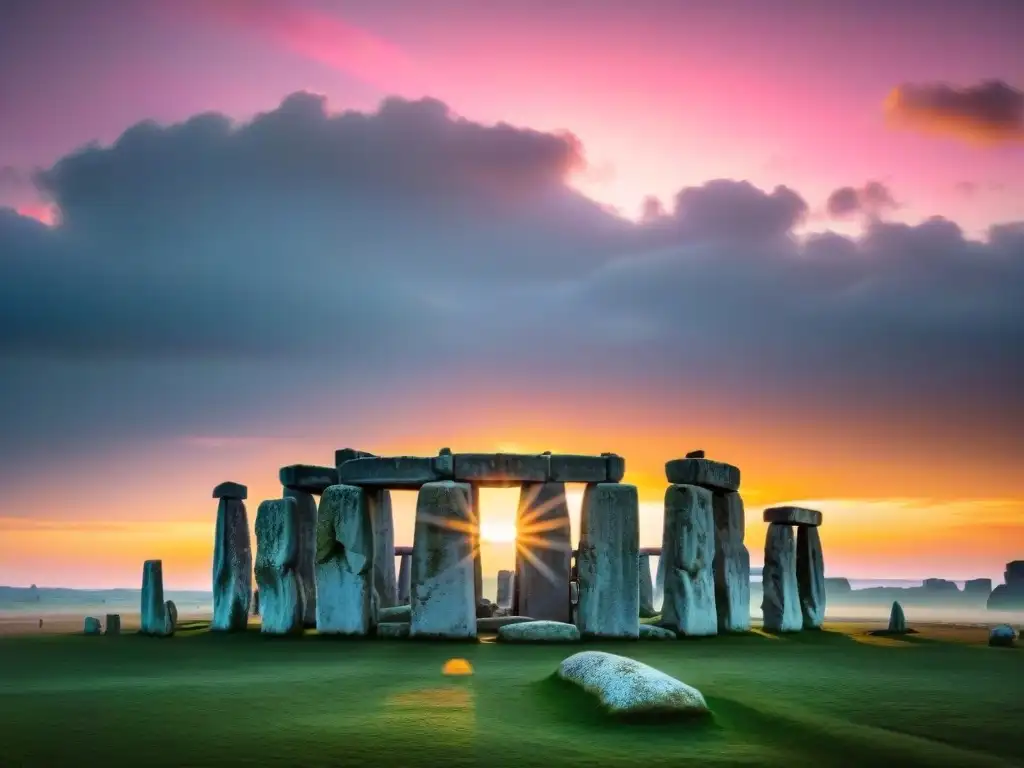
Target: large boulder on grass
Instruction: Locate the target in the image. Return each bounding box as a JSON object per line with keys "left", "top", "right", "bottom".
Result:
{"left": 497, "top": 620, "right": 580, "bottom": 643}
{"left": 989, "top": 624, "right": 1017, "bottom": 647}
{"left": 557, "top": 651, "right": 709, "bottom": 716}
{"left": 639, "top": 624, "right": 676, "bottom": 640}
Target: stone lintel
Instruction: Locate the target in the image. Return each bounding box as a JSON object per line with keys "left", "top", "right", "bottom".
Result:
{"left": 334, "top": 448, "right": 376, "bottom": 467}
{"left": 548, "top": 454, "right": 606, "bottom": 483}
{"left": 664, "top": 458, "right": 740, "bottom": 492}
{"left": 279, "top": 464, "right": 339, "bottom": 495}
{"left": 454, "top": 453, "right": 549, "bottom": 486}
{"left": 639, "top": 546, "right": 662, "bottom": 556}
{"left": 763, "top": 506, "right": 822, "bottom": 527}
{"left": 394, "top": 545, "right": 414, "bottom": 557}
{"left": 602, "top": 453, "right": 626, "bottom": 483}
{"left": 337, "top": 456, "right": 443, "bottom": 489}
{"left": 213, "top": 481, "right": 247, "bottom": 500}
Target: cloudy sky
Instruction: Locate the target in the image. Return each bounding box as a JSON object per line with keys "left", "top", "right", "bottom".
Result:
{"left": 1, "top": 0, "right": 1022, "bottom": 589}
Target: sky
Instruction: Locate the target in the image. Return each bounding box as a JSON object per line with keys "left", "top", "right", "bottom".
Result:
{"left": 1, "top": 0, "right": 1022, "bottom": 590}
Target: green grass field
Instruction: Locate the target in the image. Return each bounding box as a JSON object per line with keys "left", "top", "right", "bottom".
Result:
{"left": 1, "top": 622, "right": 1021, "bottom": 767}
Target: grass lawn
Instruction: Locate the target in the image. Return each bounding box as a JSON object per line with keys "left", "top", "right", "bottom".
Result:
{"left": 0, "top": 621, "right": 1021, "bottom": 767}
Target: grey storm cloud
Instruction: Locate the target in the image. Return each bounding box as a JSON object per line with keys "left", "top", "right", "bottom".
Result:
{"left": 1, "top": 91, "right": 1023, "bottom": 469}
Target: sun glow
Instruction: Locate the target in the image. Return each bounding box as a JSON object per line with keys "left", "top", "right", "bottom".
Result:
{"left": 479, "top": 520, "right": 517, "bottom": 543}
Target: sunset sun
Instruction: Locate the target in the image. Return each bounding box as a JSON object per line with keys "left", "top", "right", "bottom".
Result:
{"left": 479, "top": 520, "right": 517, "bottom": 543}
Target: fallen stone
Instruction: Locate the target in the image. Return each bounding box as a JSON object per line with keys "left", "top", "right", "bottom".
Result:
{"left": 334, "top": 448, "right": 376, "bottom": 467}
{"left": 367, "top": 489, "right": 397, "bottom": 607}
{"left": 762, "top": 523, "right": 802, "bottom": 633}
{"left": 557, "top": 651, "right": 709, "bottom": 717}
{"left": 664, "top": 458, "right": 739, "bottom": 492}
{"left": 283, "top": 488, "right": 318, "bottom": 627}
{"left": 212, "top": 496, "right": 252, "bottom": 632}
{"left": 762, "top": 506, "right": 822, "bottom": 527}
{"left": 140, "top": 559, "right": 174, "bottom": 637}
{"left": 454, "top": 453, "right": 549, "bottom": 487}
{"left": 104, "top": 614, "right": 121, "bottom": 635}
{"left": 712, "top": 491, "right": 751, "bottom": 632}
{"left": 212, "top": 481, "right": 248, "bottom": 500}
{"left": 84, "top": 617, "right": 101, "bottom": 635}
{"left": 547, "top": 454, "right": 608, "bottom": 483}
{"left": 796, "top": 525, "right": 826, "bottom": 630}
{"left": 577, "top": 483, "right": 640, "bottom": 639}
{"left": 514, "top": 482, "right": 572, "bottom": 623}
{"left": 396, "top": 552, "right": 412, "bottom": 605}
{"left": 337, "top": 456, "right": 442, "bottom": 489}
{"left": 255, "top": 497, "right": 304, "bottom": 635}
{"left": 496, "top": 569, "right": 515, "bottom": 610}
{"left": 409, "top": 481, "right": 477, "bottom": 639}
{"left": 964, "top": 578, "right": 993, "bottom": 596}
{"left": 639, "top": 624, "right": 676, "bottom": 640}
{"left": 477, "top": 615, "right": 536, "bottom": 632}
{"left": 603, "top": 453, "right": 626, "bottom": 483}
{"left": 987, "top": 583, "right": 1024, "bottom": 610}
{"left": 497, "top": 620, "right": 580, "bottom": 643}
{"left": 889, "top": 601, "right": 907, "bottom": 633}
{"left": 377, "top": 621, "right": 410, "bottom": 639}
{"left": 379, "top": 604, "right": 412, "bottom": 623}
{"left": 685, "top": 450, "right": 705, "bottom": 459}
{"left": 279, "top": 464, "right": 339, "bottom": 495}
{"left": 660, "top": 484, "right": 718, "bottom": 637}
{"left": 638, "top": 554, "right": 657, "bottom": 618}
{"left": 315, "top": 484, "right": 376, "bottom": 636}
{"left": 988, "top": 624, "right": 1017, "bottom": 647}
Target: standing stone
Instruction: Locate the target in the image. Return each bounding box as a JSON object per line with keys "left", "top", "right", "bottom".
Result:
{"left": 796, "top": 525, "right": 826, "bottom": 629}
{"left": 514, "top": 482, "right": 572, "bottom": 622}
{"left": 282, "top": 488, "right": 317, "bottom": 627}
{"left": 496, "top": 569, "right": 515, "bottom": 610}
{"left": 367, "top": 489, "right": 397, "bottom": 608}
{"left": 252, "top": 589, "right": 260, "bottom": 616}
{"left": 576, "top": 483, "right": 640, "bottom": 639}
{"left": 104, "top": 614, "right": 121, "bottom": 635}
{"left": 762, "top": 524, "right": 801, "bottom": 632}
{"left": 255, "top": 498, "right": 304, "bottom": 635}
{"left": 654, "top": 553, "right": 665, "bottom": 608}
{"left": 660, "top": 485, "right": 717, "bottom": 636}
{"left": 315, "top": 484, "right": 377, "bottom": 635}
{"left": 397, "top": 553, "right": 412, "bottom": 605}
{"left": 410, "top": 481, "right": 477, "bottom": 639}
{"left": 166, "top": 600, "right": 178, "bottom": 630}
{"left": 84, "top": 617, "right": 101, "bottom": 635}
{"left": 712, "top": 491, "right": 751, "bottom": 632}
{"left": 471, "top": 485, "right": 484, "bottom": 606}
{"left": 140, "top": 559, "right": 174, "bottom": 636}
{"left": 211, "top": 496, "right": 252, "bottom": 632}
{"left": 888, "top": 600, "right": 907, "bottom": 633}
{"left": 639, "top": 554, "right": 657, "bottom": 618}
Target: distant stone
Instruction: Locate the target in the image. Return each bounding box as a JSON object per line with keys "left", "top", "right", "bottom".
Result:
{"left": 888, "top": 601, "right": 907, "bottom": 633}
{"left": 1005, "top": 560, "right": 1024, "bottom": 585}
{"left": 762, "top": 524, "right": 801, "bottom": 633}
{"left": 713, "top": 491, "right": 751, "bottom": 632}
{"left": 140, "top": 559, "right": 174, "bottom": 637}
{"left": 104, "top": 614, "right": 121, "bottom": 635}
{"left": 338, "top": 456, "right": 442, "bottom": 489}
{"left": 987, "top": 583, "right": 1024, "bottom": 611}
{"left": 315, "top": 484, "right": 376, "bottom": 636}
{"left": 964, "top": 578, "right": 993, "bottom": 597}
{"left": 254, "top": 497, "right": 304, "bottom": 635}
{"left": 279, "top": 464, "right": 339, "bottom": 495}
{"left": 660, "top": 484, "right": 717, "bottom": 636}
{"left": 602, "top": 453, "right": 626, "bottom": 483}
{"left": 988, "top": 624, "right": 1017, "bottom": 647}
{"left": 497, "top": 620, "right": 580, "bottom": 643}
{"left": 557, "top": 651, "right": 709, "bottom": 717}
{"left": 685, "top": 450, "right": 705, "bottom": 459}
{"left": 379, "top": 604, "right": 412, "bottom": 623}
{"left": 496, "top": 569, "right": 515, "bottom": 610}
{"left": 547, "top": 454, "right": 608, "bottom": 483}
{"left": 212, "top": 481, "right": 248, "bottom": 500}
{"left": 477, "top": 615, "right": 536, "bottom": 632}
{"left": 377, "top": 622, "right": 410, "bottom": 639}
{"left": 212, "top": 496, "right": 252, "bottom": 632}
{"left": 367, "top": 489, "right": 397, "bottom": 607}
{"left": 454, "top": 453, "right": 549, "bottom": 487}
{"left": 825, "top": 577, "right": 852, "bottom": 593}
{"left": 396, "top": 552, "right": 412, "bottom": 605}
{"left": 796, "top": 526, "right": 826, "bottom": 629}
{"left": 763, "top": 506, "right": 822, "bottom": 527}
{"left": 409, "top": 482, "right": 477, "bottom": 639}
{"left": 334, "top": 448, "right": 376, "bottom": 467}
{"left": 922, "top": 578, "right": 960, "bottom": 593}
{"left": 638, "top": 554, "right": 657, "bottom": 618}
{"left": 514, "top": 482, "right": 572, "bottom": 623}
{"left": 476, "top": 600, "right": 496, "bottom": 618}
{"left": 664, "top": 458, "right": 739, "bottom": 492}
{"left": 84, "top": 617, "right": 101, "bottom": 635}
{"left": 165, "top": 601, "right": 178, "bottom": 631}
{"left": 639, "top": 624, "right": 676, "bottom": 640}
{"left": 283, "top": 488, "right": 318, "bottom": 627}
{"left": 577, "top": 483, "right": 640, "bottom": 639}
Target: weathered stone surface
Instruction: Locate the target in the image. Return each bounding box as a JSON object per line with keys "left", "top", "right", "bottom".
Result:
{"left": 252, "top": 589, "right": 260, "bottom": 616}
{"left": 334, "top": 448, "right": 376, "bottom": 467}
{"left": 660, "top": 484, "right": 717, "bottom": 636}
{"left": 712, "top": 491, "right": 751, "bottom": 633}
{"left": 140, "top": 560, "right": 174, "bottom": 636}
{"left": 654, "top": 552, "right": 665, "bottom": 608}
{"left": 212, "top": 497, "right": 252, "bottom": 632}
{"left": 377, "top": 621, "right": 410, "bottom": 639}
{"left": 763, "top": 506, "right": 822, "bottom": 527}
{"left": 964, "top": 578, "right": 993, "bottom": 596}
{"left": 558, "top": 651, "right": 709, "bottom": 716}
{"left": 394, "top": 545, "right": 414, "bottom": 556}
{"left": 1005, "top": 560, "right": 1024, "bottom": 585}
{"left": 396, "top": 553, "right": 412, "bottom": 605}
{"left": 639, "top": 624, "right": 676, "bottom": 640}
{"left": 434, "top": 447, "right": 455, "bottom": 478}
{"left": 410, "top": 482, "right": 477, "bottom": 639}
{"left": 455, "top": 453, "right": 549, "bottom": 487}
{"left": 315, "top": 484, "right": 376, "bottom": 636}
{"left": 366, "top": 489, "right": 397, "bottom": 608}
{"left": 796, "top": 525, "right": 826, "bottom": 630}
{"left": 988, "top": 583, "right": 1024, "bottom": 610}
{"left": 165, "top": 600, "right": 178, "bottom": 631}
{"left": 84, "top": 616, "right": 101, "bottom": 635}
{"left": 762, "top": 523, "right": 802, "bottom": 633}
{"left": 254, "top": 498, "right": 304, "bottom": 635}
{"left": 104, "top": 614, "right": 121, "bottom": 635}
{"left": 280, "top": 465, "right": 339, "bottom": 495}
{"left": 514, "top": 482, "right": 572, "bottom": 623}
{"left": 477, "top": 615, "right": 536, "bottom": 632}
{"left": 497, "top": 620, "right": 580, "bottom": 643}
{"left": 888, "top": 601, "right": 907, "bottom": 633}
{"left": 665, "top": 458, "right": 739, "bottom": 492}
{"left": 989, "top": 624, "right": 1017, "bottom": 647}
{"left": 496, "top": 569, "right": 515, "bottom": 610}
{"left": 576, "top": 483, "right": 640, "bottom": 639}
{"left": 380, "top": 604, "right": 412, "bottom": 623}
{"left": 638, "top": 554, "right": 656, "bottom": 618}
{"left": 548, "top": 455, "right": 608, "bottom": 483}
{"left": 282, "top": 488, "right": 317, "bottom": 627}
{"left": 603, "top": 453, "right": 626, "bottom": 483}
{"left": 337, "top": 456, "right": 441, "bottom": 488}
{"left": 471, "top": 486, "right": 483, "bottom": 605}
{"left": 212, "top": 481, "right": 247, "bottom": 500}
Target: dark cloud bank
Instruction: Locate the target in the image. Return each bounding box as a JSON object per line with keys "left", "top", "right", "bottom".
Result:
{"left": 886, "top": 80, "right": 1024, "bottom": 143}
{"left": 1, "top": 93, "right": 1023, "bottom": 470}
